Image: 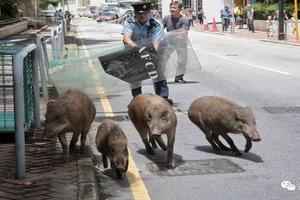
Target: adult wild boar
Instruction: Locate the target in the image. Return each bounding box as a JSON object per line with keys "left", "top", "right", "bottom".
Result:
{"left": 95, "top": 119, "right": 128, "bottom": 179}
{"left": 45, "top": 89, "right": 96, "bottom": 162}
{"left": 188, "top": 96, "right": 261, "bottom": 156}
{"left": 128, "top": 93, "right": 177, "bottom": 168}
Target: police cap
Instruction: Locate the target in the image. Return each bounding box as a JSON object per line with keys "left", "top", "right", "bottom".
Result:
{"left": 131, "top": 2, "right": 152, "bottom": 13}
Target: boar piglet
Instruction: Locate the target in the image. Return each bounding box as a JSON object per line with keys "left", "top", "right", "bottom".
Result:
{"left": 188, "top": 96, "right": 261, "bottom": 156}
{"left": 128, "top": 93, "right": 177, "bottom": 168}
{"left": 45, "top": 89, "right": 96, "bottom": 162}
{"left": 95, "top": 119, "right": 129, "bottom": 179}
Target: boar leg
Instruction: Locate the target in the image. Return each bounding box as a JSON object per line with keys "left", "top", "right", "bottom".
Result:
{"left": 69, "top": 131, "right": 80, "bottom": 151}
{"left": 243, "top": 134, "right": 252, "bottom": 153}
{"left": 149, "top": 136, "right": 158, "bottom": 149}
{"left": 58, "top": 133, "right": 69, "bottom": 162}
{"left": 102, "top": 154, "right": 108, "bottom": 168}
{"left": 79, "top": 129, "right": 89, "bottom": 154}
{"left": 205, "top": 135, "right": 221, "bottom": 154}
{"left": 154, "top": 136, "right": 167, "bottom": 151}
{"left": 166, "top": 130, "right": 175, "bottom": 168}
{"left": 212, "top": 134, "right": 231, "bottom": 151}
{"left": 137, "top": 127, "right": 155, "bottom": 154}
{"left": 221, "top": 134, "right": 242, "bottom": 156}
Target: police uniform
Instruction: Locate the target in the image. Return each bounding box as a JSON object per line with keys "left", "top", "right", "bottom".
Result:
{"left": 122, "top": 2, "right": 170, "bottom": 101}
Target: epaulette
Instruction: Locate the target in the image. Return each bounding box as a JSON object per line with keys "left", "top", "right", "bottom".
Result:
{"left": 149, "top": 17, "right": 160, "bottom": 28}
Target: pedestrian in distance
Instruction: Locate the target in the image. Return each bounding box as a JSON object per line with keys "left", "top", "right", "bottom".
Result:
{"left": 162, "top": 1, "right": 189, "bottom": 83}
{"left": 265, "top": 16, "right": 274, "bottom": 37}
{"left": 246, "top": 4, "right": 255, "bottom": 33}
{"left": 122, "top": 2, "right": 173, "bottom": 105}
{"left": 220, "top": 5, "right": 231, "bottom": 32}
{"left": 197, "top": 8, "right": 204, "bottom": 25}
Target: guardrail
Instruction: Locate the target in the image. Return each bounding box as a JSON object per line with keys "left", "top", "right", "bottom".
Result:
{"left": 0, "top": 20, "right": 68, "bottom": 179}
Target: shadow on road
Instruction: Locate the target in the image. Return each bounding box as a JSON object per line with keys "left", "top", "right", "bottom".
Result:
{"left": 195, "top": 145, "right": 264, "bottom": 163}
{"left": 136, "top": 148, "right": 185, "bottom": 170}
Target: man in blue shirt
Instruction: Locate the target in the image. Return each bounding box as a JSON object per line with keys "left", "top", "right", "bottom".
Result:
{"left": 122, "top": 2, "right": 173, "bottom": 105}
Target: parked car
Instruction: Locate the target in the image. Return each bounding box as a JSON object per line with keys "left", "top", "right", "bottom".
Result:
{"left": 77, "top": 7, "right": 88, "bottom": 17}
{"left": 96, "top": 11, "right": 118, "bottom": 22}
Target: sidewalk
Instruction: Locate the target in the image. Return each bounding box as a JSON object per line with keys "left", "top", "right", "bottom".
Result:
{"left": 0, "top": 27, "right": 98, "bottom": 200}
{"left": 192, "top": 23, "right": 300, "bottom": 46}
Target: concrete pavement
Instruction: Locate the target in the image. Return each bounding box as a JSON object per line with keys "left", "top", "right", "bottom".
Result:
{"left": 192, "top": 22, "right": 300, "bottom": 46}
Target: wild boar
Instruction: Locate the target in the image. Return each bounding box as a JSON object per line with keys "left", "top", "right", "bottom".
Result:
{"left": 45, "top": 89, "right": 96, "bottom": 162}
{"left": 128, "top": 93, "right": 177, "bottom": 168}
{"left": 188, "top": 96, "right": 261, "bottom": 156}
{"left": 95, "top": 119, "right": 129, "bottom": 179}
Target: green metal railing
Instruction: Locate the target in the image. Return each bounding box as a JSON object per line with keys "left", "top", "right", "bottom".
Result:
{"left": 0, "top": 43, "right": 35, "bottom": 133}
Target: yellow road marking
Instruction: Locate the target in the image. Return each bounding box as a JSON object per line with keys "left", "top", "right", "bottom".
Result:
{"left": 77, "top": 32, "right": 151, "bottom": 200}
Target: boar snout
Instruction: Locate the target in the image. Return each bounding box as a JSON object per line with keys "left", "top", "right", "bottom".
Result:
{"left": 249, "top": 130, "right": 261, "bottom": 142}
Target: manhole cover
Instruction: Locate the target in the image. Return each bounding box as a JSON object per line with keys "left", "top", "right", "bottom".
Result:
{"left": 263, "top": 106, "right": 300, "bottom": 114}
{"left": 148, "top": 158, "right": 244, "bottom": 176}
{"left": 95, "top": 115, "right": 128, "bottom": 122}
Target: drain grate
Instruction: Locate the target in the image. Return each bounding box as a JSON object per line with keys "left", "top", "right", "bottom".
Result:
{"left": 148, "top": 158, "right": 244, "bottom": 176}
{"left": 263, "top": 106, "right": 300, "bottom": 114}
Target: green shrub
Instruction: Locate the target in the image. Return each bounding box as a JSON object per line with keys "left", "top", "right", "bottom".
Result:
{"left": 252, "top": 2, "right": 299, "bottom": 20}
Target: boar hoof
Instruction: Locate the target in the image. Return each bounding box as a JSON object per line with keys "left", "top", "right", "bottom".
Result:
{"left": 167, "top": 160, "right": 175, "bottom": 169}
{"left": 63, "top": 154, "right": 70, "bottom": 163}
{"left": 80, "top": 145, "right": 85, "bottom": 154}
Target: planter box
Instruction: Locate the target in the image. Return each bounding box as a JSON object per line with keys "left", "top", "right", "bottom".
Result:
{"left": 0, "top": 21, "right": 28, "bottom": 39}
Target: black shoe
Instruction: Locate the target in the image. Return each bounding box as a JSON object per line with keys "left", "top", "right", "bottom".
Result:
{"left": 175, "top": 78, "right": 187, "bottom": 83}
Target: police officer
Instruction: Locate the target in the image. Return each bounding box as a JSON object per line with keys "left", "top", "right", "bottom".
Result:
{"left": 122, "top": 2, "right": 173, "bottom": 105}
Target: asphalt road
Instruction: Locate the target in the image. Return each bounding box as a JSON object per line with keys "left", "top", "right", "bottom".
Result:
{"left": 69, "top": 18, "right": 300, "bottom": 200}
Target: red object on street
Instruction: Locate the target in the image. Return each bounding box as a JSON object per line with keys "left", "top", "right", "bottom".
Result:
{"left": 212, "top": 17, "right": 218, "bottom": 32}
{"left": 203, "top": 18, "right": 209, "bottom": 31}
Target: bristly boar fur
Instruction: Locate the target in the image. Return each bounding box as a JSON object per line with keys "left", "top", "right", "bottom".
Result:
{"left": 95, "top": 119, "right": 128, "bottom": 179}
{"left": 45, "top": 89, "right": 96, "bottom": 162}
{"left": 188, "top": 96, "right": 261, "bottom": 156}
{"left": 128, "top": 93, "right": 177, "bottom": 168}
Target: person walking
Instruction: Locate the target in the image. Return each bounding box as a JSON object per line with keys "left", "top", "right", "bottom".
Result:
{"left": 162, "top": 1, "right": 189, "bottom": 83}
{"left": 197, "top": 8, "right": 204, "bottom": 25}
{"left": 246, "top": 4, "right": 255, "bottom": 32}
{"left": 265, "top": 15, "right": 274, "bottom": 37}
{"left": 220, "top": 5, "right": 231, "bottom": 32}
{"left": 122, "top": 2, "right": 173, "bottom": 104}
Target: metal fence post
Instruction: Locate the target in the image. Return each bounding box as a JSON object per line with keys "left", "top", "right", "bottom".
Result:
{"left": 36, "top": 35, "right": 49, "bottom": 102}
{"left": 32, "top": 48, "right": 40, "bottom": 128}
{"left": 13, "top": 44, "right": 37, "bottom": 179}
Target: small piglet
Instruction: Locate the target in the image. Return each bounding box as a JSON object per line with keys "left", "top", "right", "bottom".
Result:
{"left": 188, "top": 96, "right": 261, "bottom": 156}
{"left": 45, "top": 89, "right": 96, "bottom": 162}
{"left": 128, "top": 93, "right": 177, "bottom": 168}
{"left": 95, "top": 119, "right": 129, "bottom": 179}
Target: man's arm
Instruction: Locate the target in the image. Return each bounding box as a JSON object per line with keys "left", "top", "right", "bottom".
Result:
{"left": 123, "top": 34, "right": 137, "bottom": 47}
{"left": 122, "top": 20, "right": 137, "bottom": 47}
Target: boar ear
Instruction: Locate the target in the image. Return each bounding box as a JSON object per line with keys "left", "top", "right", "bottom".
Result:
{"left": 46, "top": 100, "right": 55, "bottom": 109}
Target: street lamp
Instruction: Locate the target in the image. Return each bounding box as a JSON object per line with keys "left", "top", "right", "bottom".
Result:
{"left": 278, "top": 0, "right": 285, "bottom": 40}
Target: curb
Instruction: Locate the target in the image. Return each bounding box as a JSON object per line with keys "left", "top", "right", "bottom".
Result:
{"left": 78, "top": 157, "right": 99, "bottom": 200}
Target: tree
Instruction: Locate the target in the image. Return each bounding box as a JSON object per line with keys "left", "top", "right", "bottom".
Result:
{"left": 39, "top": 0, "right": 61, "bottom": 9}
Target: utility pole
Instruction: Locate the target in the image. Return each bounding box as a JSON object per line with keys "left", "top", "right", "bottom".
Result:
{"left": 278, "top": 0, "right": 285, "bottom": 40}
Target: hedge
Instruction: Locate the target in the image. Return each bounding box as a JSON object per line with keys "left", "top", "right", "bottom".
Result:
{"left": 250, "top": 2, "right": 300, "bottom": 20}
